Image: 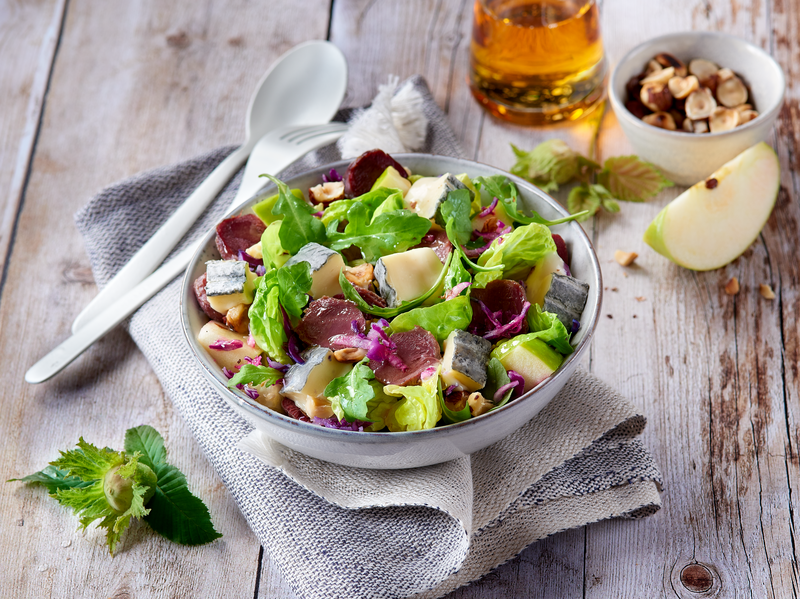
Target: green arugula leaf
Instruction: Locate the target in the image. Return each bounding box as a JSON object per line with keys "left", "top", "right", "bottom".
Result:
{"left": 474, "top": 175, "right": 583, "bottom": 226}
{"left": 277, "top": 261, "right": 312, "bottom": 319}
{"left": 338, "top": 251, "right": 455, "bottom": 318}
{"left": 124, "top": 425, "right": 167, "bottom": 471}
{"left": 144, "top": 462, "right": 222, "bottom": 546}
{"left": 483, "top": 358, "right": 514, "bottom": 410}
{"left": 443, "top": 251, "right": 471, "bottom": 292}
{"left": 8, "top": 465, "right": 93, "bottom": 494}
{"left": 227, "top": 364, "right": 283, "bottom": 390}
{"left": 438, "top": 189, "right": 473, "bottom": 245}
{"left": 390, "top": 295, "right": 472, "bottom": 343}
{"left": 510, "top": 140, "right": 598, "bottom": 192}
{"left": 327, "top": 203, "right": 431, "bottom": 262}
{"left": 324, "top": 360, "right": 377, "bottom": 423}
{"left": 597, "top": 155, "right": 673, "bottom": 202}
{"left": 263, "top": 174, "right": 326, "bottom": 254}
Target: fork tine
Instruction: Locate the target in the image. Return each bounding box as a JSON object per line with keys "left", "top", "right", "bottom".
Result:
{"left": 281, "top": 122, "right": 348, "bottom": 143}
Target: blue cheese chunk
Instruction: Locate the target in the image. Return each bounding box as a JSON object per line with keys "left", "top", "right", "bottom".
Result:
{"left": 542, "top": 274, "right": 589, "bottom": 329}
{"left": 441, "top": 329, "right": 492, "bottom": 392}
{"left": 206, "top": 260, "right": 257, "bottom": 313}
{"left": 404, "top": 173, "right": 472, "bottom": 220}
{"left": 281, "top": 346, "right": 352, "bottom": 419}
{"left": 284, "top": 242, "right": 345, "bottom": 299}
{"left": 374, "top": 247, "right": 443, "bottom": 307}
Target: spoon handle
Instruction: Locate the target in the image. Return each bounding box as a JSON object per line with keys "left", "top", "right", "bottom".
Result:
{"left": 70, "top": 144, "right": 249, "bottom": 333}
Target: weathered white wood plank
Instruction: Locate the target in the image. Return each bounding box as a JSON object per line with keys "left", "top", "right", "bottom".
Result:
{"left": 0, "top": 0, "right": 65, "bottom": 294}
{"left": 1, "top": 1, "right": 329, "bottom": 597}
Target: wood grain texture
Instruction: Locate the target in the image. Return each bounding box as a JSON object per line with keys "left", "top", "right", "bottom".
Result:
{"left": 1, "top": 0, "right": 327, "bottom": 597}
{"left": 4, "top": 0, "right": 800, "bottom": 597}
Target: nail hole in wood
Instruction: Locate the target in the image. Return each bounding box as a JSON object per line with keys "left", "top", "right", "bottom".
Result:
{"left": 680, "top": 563, "right": 713, "bottom": 593}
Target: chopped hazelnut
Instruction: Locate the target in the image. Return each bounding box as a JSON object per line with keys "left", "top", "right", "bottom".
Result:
{"left": 716, "top": 75, "right": 749, "bottom": 108}
{"left": 642, "top": 66, "right": 676, "bottom": 86}
{"left": 225, "top": 303, "right": 250, "bottom": 335}
{"left": 760, "top": 284, "right": 776, "bottom": 300}
{"left": 614, "top": 250, "right": 638, "bottom": 266}
{"left": 709, "top": 107, "right": 740, "bottom": 133}
{"left": 308, "top": 181, "right": 345, "bottom": 204}
{"left": 738, "top": 109, "right": 759, "bottom": 124}
{"left": 468, "top": 392, "right": 494, "bottom": 417}
{"left": 685, "top": 88, "right": 717, "bottom": 120}
{"left": 724, "top": 277, "right": 740, "bottom": 295}
{"left": 333, "top": 347, "right": 368, "bottom": 362}
{"left": 668, "top": 75, "right": 699, "bottom": 99}
{"left": 640, "top": 82, "right": 673, "bottom": 112}
{"left": 689, "top": 58, "right": 719, "bottom": 81}
{"left": 344, "top": 263, "right": 374, "bottom": 289}
{"left": 654, "top": 52, "right": 687, "bottom": 77}
{"left": 643, "top": 111, "right": 677, "bottom": 130}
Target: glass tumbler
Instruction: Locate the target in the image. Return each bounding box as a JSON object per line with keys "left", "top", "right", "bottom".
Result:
{"left": 469, "top": 0, "right": 607, "bottom": 125}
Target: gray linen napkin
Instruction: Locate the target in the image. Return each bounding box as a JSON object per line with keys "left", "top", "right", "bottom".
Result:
{"left": 75, "top": 76, "right": 662, "bottom": 599}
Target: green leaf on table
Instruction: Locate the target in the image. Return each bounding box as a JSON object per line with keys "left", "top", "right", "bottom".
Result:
{"left": 277, "top": 261, "right": 313, "bottom": 319}
{"left": 327, "top": 202, "right": 431, "bottom": 262}
{"left": 227, "top": 364, "right": 283, "bottom": 390}
{"left": 325, "top": 360, "right": 377, "bottom": 423}
{"left": 144, "top": 462, "right": 222, "bottom": 546}
{"left": 8, "top": 465, "right": 93, "bottom": 494}
{"left": 124, "top": 425, "right": 167, "bottom": 471}
{"left": 510, "top": 140, "right": 598, "bottom": 192}
{"left": 597, "top": 155, "right": 673, "bottom": 202}
{"left": 263, "top": 174, "right": 326, "bottom": 254}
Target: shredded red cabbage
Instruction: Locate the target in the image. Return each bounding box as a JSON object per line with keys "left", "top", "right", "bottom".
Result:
{"left": 256, "top": 265, "right": 267, "bottom": 277}
{"left": 479, "top": 197, "right": 498, "bottom": 218}
{"left": 483, "top": 301, "right": 530, "bottom": 341}
{"left": 209, "top": 339, "right": 243, "bottom": 351}
{"left": 462, "top": 239, "right": 494, "bottom": 259}
{"left": 331, "top": 319, "right": 407, "bottom": 371}
{"left": 265, "top": 356, "right": 289, "bottom": 373}
{"left": 312, "top": 415, "right": 368, "bottom": 431}
{"left": 474, "top": 220, "right": 512, "bottom": 243}
{"left": 494, "top": 380, "right": 519, "bottom": 402}
{"left": 244, "top": 386, "right": 260, "bottom": 400}
{"left": 222, "top": 367, "right": 235, "bottom": 379}
{"left": 420, "top": 366, "right": 438, "bottom": 380}
{"left": 507, "top": 370, "right": 525, "bottom": 400}
{"left": 443, "top": 281, "right": 471, "bottom": 301}
{"left": 322, "top": 168, "right": 343, "bottom": 183}
{"left": 237, "top": 249, "right": 263, "bottom": 271}
{"left": 281, "top": 306, "right": 305, "bottom": 364}
{"left": 571, "top": 319, "right": 581, "bottom": 335}
{"left": 244, "top": 355, "right": 262, "bottom": 366}
{"left": 312, "top": 211, "right": 324, "bottom": 217}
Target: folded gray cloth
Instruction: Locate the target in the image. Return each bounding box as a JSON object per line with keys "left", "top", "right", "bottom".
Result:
{"left": 75, "top": 76, "right": 661, "bottom": 599}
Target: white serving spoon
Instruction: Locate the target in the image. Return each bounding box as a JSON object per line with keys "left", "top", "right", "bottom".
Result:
{"left": 70, "top": 40, "right": 348, "bottom": 333}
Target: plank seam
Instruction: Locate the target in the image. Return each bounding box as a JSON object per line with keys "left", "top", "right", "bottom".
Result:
{"left": 0, "top": 0, "right": 70, "bottom": 306}
{"left": 253, "top": 545, "right": 264, "bottom": 599}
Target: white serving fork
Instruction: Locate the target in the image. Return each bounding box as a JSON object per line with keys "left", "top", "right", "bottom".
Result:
{"left": 27, "top": 121, "right": 348, "bottom": 383}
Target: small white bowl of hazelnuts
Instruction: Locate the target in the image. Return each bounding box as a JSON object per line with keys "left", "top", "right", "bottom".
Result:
{"left": 609, "top": 31, "right": 785, "bottom": 185}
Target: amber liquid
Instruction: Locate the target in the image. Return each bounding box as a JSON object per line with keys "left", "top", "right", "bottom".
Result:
{"left": 469, "top": 0, "right": 606, "bottom": 124}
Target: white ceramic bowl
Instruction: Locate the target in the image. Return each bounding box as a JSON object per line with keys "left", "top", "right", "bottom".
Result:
{"left": 180, "top": 155, "right": 602, "bottom": 469}
{"left": 609, "top": 31, "right": 785, "bottom": 185}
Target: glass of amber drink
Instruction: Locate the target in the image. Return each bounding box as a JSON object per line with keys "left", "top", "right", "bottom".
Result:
{"left": 469, "top": 0, "right": 606, "bottom": 125}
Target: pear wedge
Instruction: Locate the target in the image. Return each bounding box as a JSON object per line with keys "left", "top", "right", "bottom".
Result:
{"left": 643, "top": 142, "right": 780, "bottom": 271}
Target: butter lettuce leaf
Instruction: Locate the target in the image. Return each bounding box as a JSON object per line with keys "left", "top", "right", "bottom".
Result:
{"left": 264, "top": 174, "right": 327, "bottom": 254}
{"left": 438, "top": 188, "right": 473, "bottom": 245}
{"left": 261, "top": 221, "right": 291, "bottom": 270}
{"left": 526, "top": 303, "right": 574, "bottom": 355}
{"left": 384, "top": 373, "right": 442, "bottom": 431}
{"left": 248, "top": 272, "right": 290, "bottom": 363}
{"left": 390, "top": 295, "right": 472, "bottom": 343}
{"left": 474, "top": 223, "right": 557, "bottom": 287}
{"left": 327, "top": 202, "right": 431, "bottom": 262}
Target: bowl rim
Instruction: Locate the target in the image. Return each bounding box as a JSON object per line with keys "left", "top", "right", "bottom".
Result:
{"left": 180, "top": 154, "right": 603, "bottom": 444}
{"left": 609, "top": 30, "right": 786, "bottom": 139}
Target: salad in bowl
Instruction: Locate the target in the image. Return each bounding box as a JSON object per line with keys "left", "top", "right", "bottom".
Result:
{"left": 181, "top": 151, "right": 601, "bottom": 468}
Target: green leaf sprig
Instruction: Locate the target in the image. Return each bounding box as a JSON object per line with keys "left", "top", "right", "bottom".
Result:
{"left": 510, "top": 140, "right": 673, "bottom": 221}
{"left": 9, "top": 425, "right": 221, "bottom": 555}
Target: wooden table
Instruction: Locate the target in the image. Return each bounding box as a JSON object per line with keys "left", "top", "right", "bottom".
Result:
{"left": 2, "top": 1, "right": 798, "bottom": 596}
